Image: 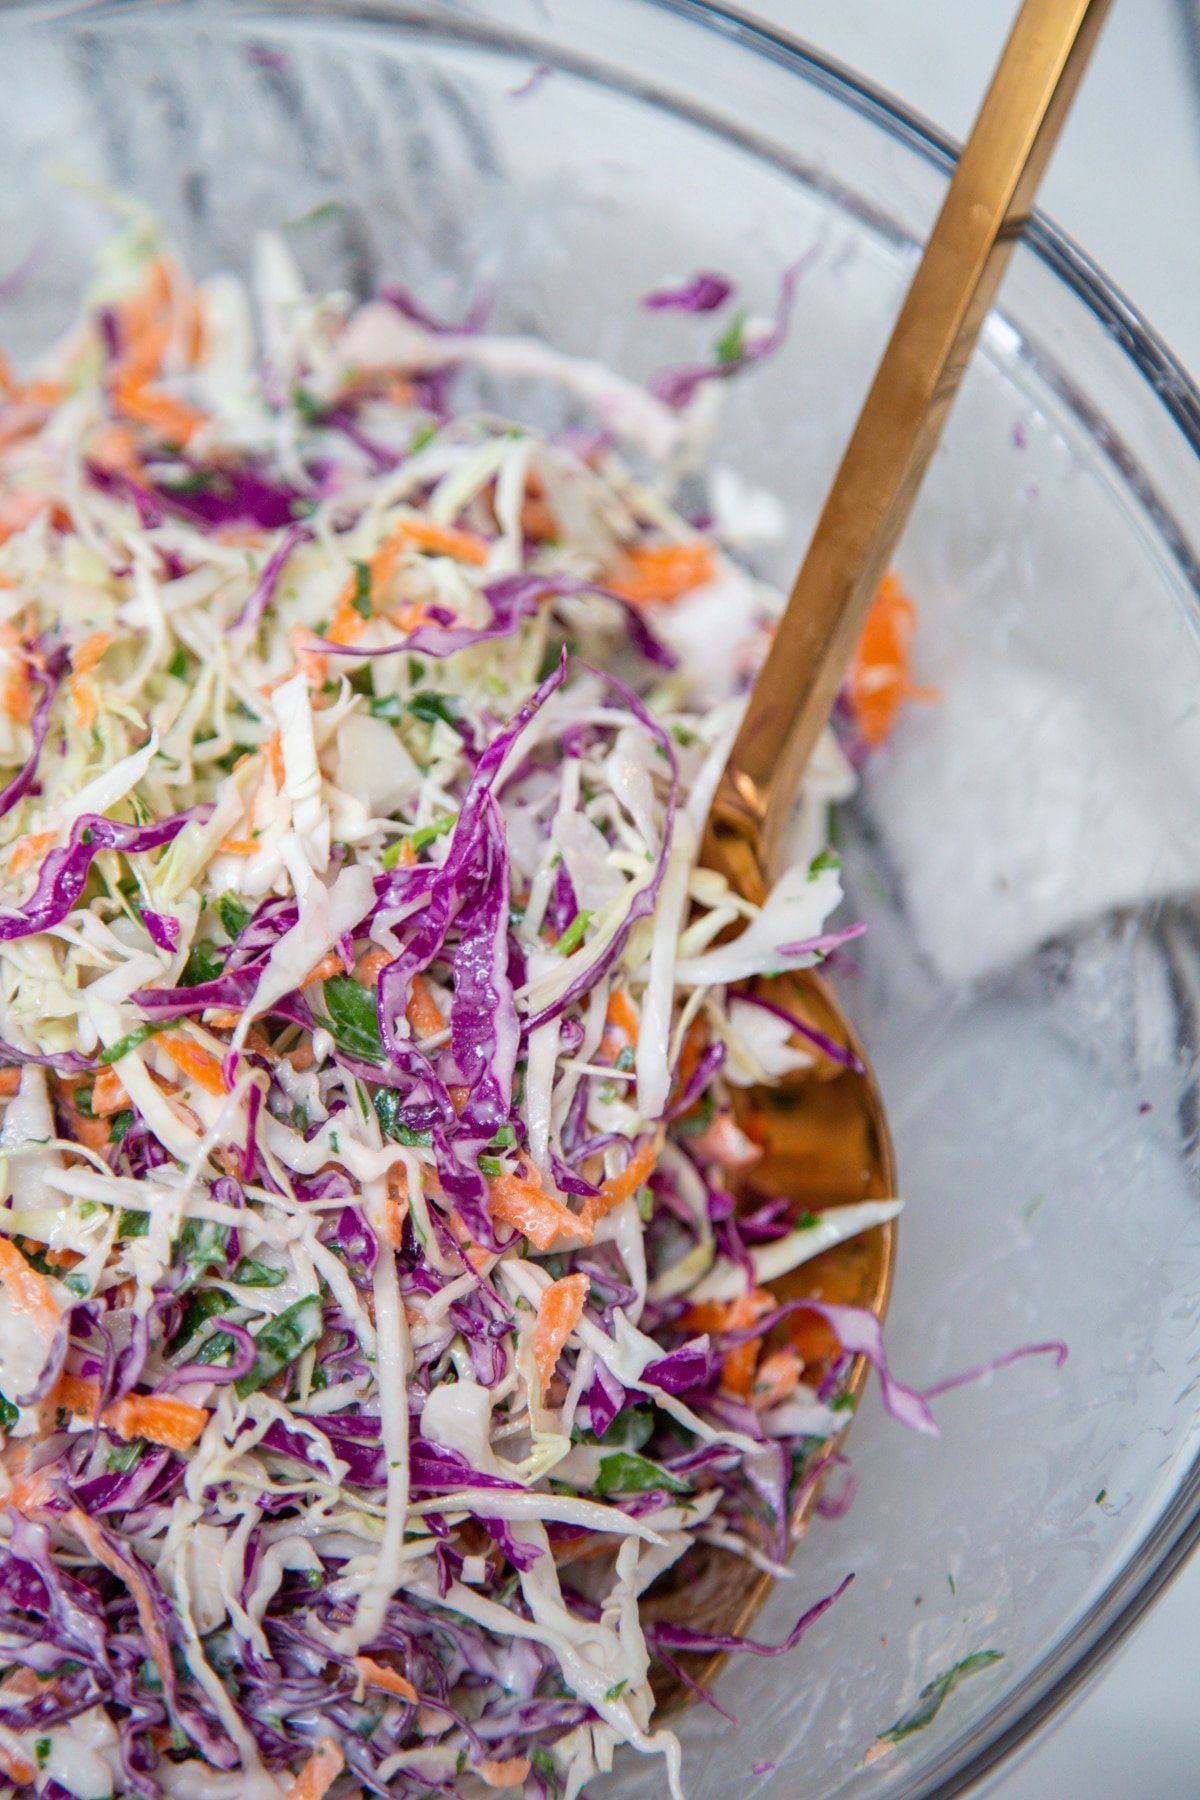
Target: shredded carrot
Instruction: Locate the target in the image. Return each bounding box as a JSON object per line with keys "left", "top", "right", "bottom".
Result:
{"left": 690, "top": 1110, "right": 762, "bottom": 1171}
{"left": 353, "top": 1655, "right": 418, "bottom": 1704}
{"left": 478, "top": 1759, "right": 533, "bottom": 1790}
{"left": 669, "top": 1015, "right": 708, "bottom": 1110}
{"left": 73, "top": 630, "right": 113, "bottom": 675}
{"left": 284, "top": 1736, "right": 344, "bottom": 1800}
{"left": 265, "top": 730, "right": 285, "bottom": 787}
{"left": 289, "top": 624, "right": 328, "bottom": 686}
{"left": 91, "top": 1066, "right": 130, "bottom": 1115}
{"left": 683, "top": 1285, "right": 776, "bottom": 1399}
{"left": 1, "top": 651, "right": 34, "bottom": 725}
{"left": 110, "top": 370, "right": 205, "bottom": 445}
{"left": 750, "top": 1347, "right": 804, "bottom": 1412}
{"left": 4, "top": 1466, "right": 59, "bottom": 1516}
{"left": 301, "top": 950, "right": 346, "bottom": 991}
{"left": 54, "top": 1374, "right": 208, "bottom": 1450}
{"left": 162, "top": 1034, "right": 227, "bottom": 1097}
{"left": 65, "top": 1505, "right": 177, "bottom": 1698}
{"left": 847, "top": 572, "right": 937, "bottom": 749}
{"left": 87, "top": 422, "right": 141, "bottom": 477}
{"left": 606, "top": 540, "right": 715, "bottom": 607}
{"left": 217, "top": 838, "right": 261, "bottom": 856}
{"left": 103, "top": 1393, "right": 208, "bottom": 1451}
{"left": 447, "top": 1084, "right": 470, "bottom": 1116}
{"left": 0, "top": 1733, "right": 35, "bottom": 1788}
{"left": 384, "top": 1167, "right": 410, "bottom": 1250}
{"left": 531, "top": 1272, "right": 590, "bottom": 1400}
{"left": 0, "top": 1068, "right": 20, "bottom": 1097}
{"left": 406, "top": 973, "right": 446, "bottom": 1037}
{"left": 355, "top": 946, "right": 392, "bottom": 986}
{"left": 604, "top": 987, "right": 640, "bottom": 1048}
{"left": 579, "top": 1140, "right": 657, "bottom": 1237}
{"left": 487, "top": 1173, "right": 590, "bottom": 1251}
{"left": 6, "top": 830, "right": 53, "bottom": 878}
{"left": 327, "top": 517, "right": 491, "bottom": 645}
{"left": 68, "top": 674, "right": 97, "bottom": 730}
{"left": 0, "top": 1236, "right": 60, "bottom": 1333}
{"left": 390, "top": 516, "right": 490, "bottom": 567}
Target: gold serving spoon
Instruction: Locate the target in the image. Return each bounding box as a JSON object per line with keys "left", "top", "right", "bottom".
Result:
{"left": 645, "top": 0, "right": 1111, "bottom": 1697}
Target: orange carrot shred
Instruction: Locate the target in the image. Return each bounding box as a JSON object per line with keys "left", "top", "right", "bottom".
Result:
{"left": 353, "top": 1655, "right": 418, "bottom": 1704}
{"left": 406, "top": 973, "right": 446, "bottom": 1037}
{"left": 68, "top": 675, "right": 97, "bottom": 730}
{"left": 355, "top": 946, "right": 392, "bottom": 986}
{"left": 64, "top": 1506, "right": 177, "bottom": 1699}
{"left": 217, "top": 838, "right": 260, "bottom": 856}
{"left": 284, "top": 1736, "right": 344, "bottom": 1800}
{"left": 162, "top": 1035, "right": 227, "bottom": 1097}
{"left": 478, "top": 1759, "right": 533, "bottom": 1790}
{"left": 301, "top": 950, "right": 346, "bottom": 991}
{"left": 0, "top": 1068, "right": 20, "bottom": 1097}
{"left": 0, "top": 1237, "right": 60, "bottom": 1334}
{"left": 578, "top": 1141, "right": 657, "bottom": 1236}
{"left": 0, "top": 1736, "right": 36, "bottom": 1788}
{"left": 487, "top": 1173, "right": 590, "bottom": 1251}
{"left": 606, "top": 540, "right": 715, "bottom": 607}
{"left": 91, "top": 1066, "right": 130, "bottom": 1116}
{"left": 73, "top": 631, "right": 113, "bottom": 675}
{"left": 102, "top": 1393, "right": 208, "bottom": 1451}
{"left": 531, "top": 1273, "right": 590, "bottom": 1400}
{"left": 604, "top": 987, "right": 639, "bottom": 1048}
{"left": 847, "top": 572, "right": 937, "bottom": 749}
{"left": 7, "top": 831, "right": 54, "bottom": 878}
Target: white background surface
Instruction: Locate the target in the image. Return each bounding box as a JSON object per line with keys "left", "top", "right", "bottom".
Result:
{"left": 746, "top": 2, "right": 1200, "bottom": 1796}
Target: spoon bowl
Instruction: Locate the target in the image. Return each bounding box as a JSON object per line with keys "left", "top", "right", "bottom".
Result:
{"left": 646, "top": 968, "right": 896, "bottom": 1706}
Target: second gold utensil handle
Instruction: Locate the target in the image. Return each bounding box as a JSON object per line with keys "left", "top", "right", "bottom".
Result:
{"left": 705, "top": 0, "right": 1112, "bottom": 881}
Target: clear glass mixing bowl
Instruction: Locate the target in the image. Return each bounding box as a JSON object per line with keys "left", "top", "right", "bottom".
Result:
{"left": 3, "top": 2, "right": 1200, "bottom": 1796}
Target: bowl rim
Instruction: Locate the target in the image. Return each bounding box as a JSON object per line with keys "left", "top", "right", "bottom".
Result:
{"left": 6, "top": 2, "right": 1200, "bottom": 1794}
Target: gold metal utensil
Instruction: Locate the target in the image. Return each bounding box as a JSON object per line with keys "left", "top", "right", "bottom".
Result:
{"left": 648, "top": 0, "right": 1111, "bottom": 1696}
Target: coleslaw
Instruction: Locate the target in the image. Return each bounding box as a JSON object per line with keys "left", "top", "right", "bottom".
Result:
{"left": 0, "top": 226, "right": 924, "bottom": 1800}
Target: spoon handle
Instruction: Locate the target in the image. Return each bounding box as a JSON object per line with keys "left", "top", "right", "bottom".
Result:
{"left": 703, "top": 0, "right": 1111, "bottom": 890}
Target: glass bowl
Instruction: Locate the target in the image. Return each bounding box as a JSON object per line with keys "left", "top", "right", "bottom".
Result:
{"left": 3, "top": 2, "right": 1200, "bottom": 1796}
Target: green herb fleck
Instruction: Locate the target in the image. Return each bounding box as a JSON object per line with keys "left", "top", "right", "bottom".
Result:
{"left": 216, "top": 893, "right": 252, "bottom": 940}
{"left": 0, "top": 1392, "right": 18, "bottom": 1432}
{"left": 105, "top": 1441, "right": 142, "bottom": 1473}
{"left": 318, "top": 976, "right": 383, "bottom": 1064}
{"left": 808, "top": 847, "right": 841, "bottom": 877}
{"left": 167, "top": 647, "right": 189, "bottom": 679}
{"left": 34, "top": 1739, "right": 51, "bottom": 1770}
{"left": 876, "top": 1651, "right": 1005, "bottom": 1747}
{"left": 368, "top": 692, "right": 404, "bottom": 725}
{"left": 1095, "top": 1488, "right": 1107, "bottom": 1505}
{"left": 555, "top": 910, "right": 592, "bottom": 957}
{"left": 350, "top": 560, "right": 373, "bottom": 620}
{"left": 594, "top": 1451, "right": 691, "bottom": 1497}
{"left": 373, "top": 1089, "right": 433, "bottom": 1146}
{"left": 180, "top": 940, "right": 224, "bottom": 988}
{"left": 109, "top": 1110, "right": 136, "bottom": 1146}
{"left": 604, "top": 1679, "right": 628, "bottom": 1702}
{"left": 714, "top": 308, "right": 748, "bottom": 365}
{"left": 99, "top": 1021, "right": 164, "bottom": 1065}
{"left": 117, "top": 1206, "right": 149, "bottom": 1237}
{"left": 407, "top": 691, "right": 460, "bottom": 728}
{"left": 410, "top": 421, "right": 437, "bottom": 454}
{"left": 236, "top": 1294, "right": 325, "bottom": 1398}
{"left": 73, "top": 1085, "right": 95, "bottom": 1118}
{"left": 232, "top": 1257, "right": 287, "bottom": 1288}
